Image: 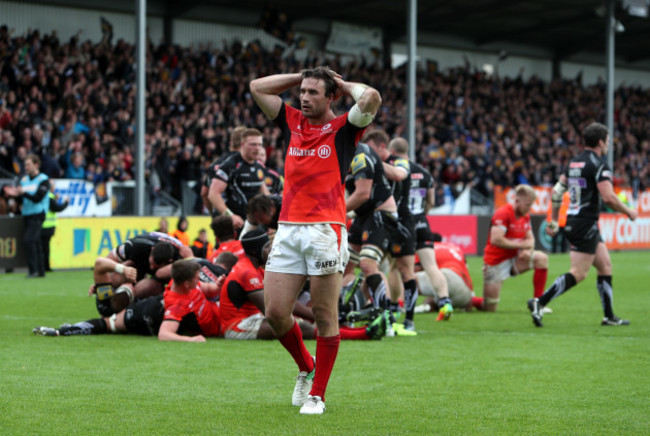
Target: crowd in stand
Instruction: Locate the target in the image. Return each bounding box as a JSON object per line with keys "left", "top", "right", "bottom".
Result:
{"left": 1, "top": 24, "right": 649, "bottom": 212}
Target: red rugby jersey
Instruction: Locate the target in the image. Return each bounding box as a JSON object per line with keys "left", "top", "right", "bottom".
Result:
{"left": 163, "top": 282, "right": 221, "bottom": 337}
{"left": 483, "top": 203, "right": 531, "bottom": 266}
{"left": 219, "top": 256, "right": 265, "bottom": 331}
{"left": 273, "top": 104, "right": 365, "bottom": 225}
{"left": 434, "top": 242, "right": 474, "bottom": 291}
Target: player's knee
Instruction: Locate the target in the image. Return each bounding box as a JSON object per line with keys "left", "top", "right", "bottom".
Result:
{"left": 534, "top": 251, "right": 549, "bottom": 268}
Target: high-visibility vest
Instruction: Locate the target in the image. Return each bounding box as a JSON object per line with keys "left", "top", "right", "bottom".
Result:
{"left": 43, "top": 192, "right": 58, "bottom": 229}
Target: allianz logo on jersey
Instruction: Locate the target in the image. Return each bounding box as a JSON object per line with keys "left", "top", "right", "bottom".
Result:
{"left": 287, "top": 145, "right": 331, "bottom": 159}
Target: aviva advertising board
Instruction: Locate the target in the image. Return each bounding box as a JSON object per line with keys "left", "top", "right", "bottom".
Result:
{"left": 51, "top": 216, "right": 212, "bottom": 268}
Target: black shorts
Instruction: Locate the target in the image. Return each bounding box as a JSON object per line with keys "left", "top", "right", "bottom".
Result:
{"left": 413, "top": 214, "right": 435, "bottom": 250}
{"left": 392, "top": 215, "right": 415, "bottom": 257}
{"left": 564, "top": 218, "right": 602, "bottom": 254}
{"left": 123, "top": 295, "right": 165, "bottom": 336}
{"left": 349, "top": 210, "right": 399, "bottom": 255}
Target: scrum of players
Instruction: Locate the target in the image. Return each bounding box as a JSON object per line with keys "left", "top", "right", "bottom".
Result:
{"left": 35, "top": 123, "right": 628, "bottom": 341}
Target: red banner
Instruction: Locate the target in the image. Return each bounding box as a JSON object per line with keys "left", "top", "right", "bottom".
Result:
{"left": 599, "top": 213, "right": 650, "bottom": 250}
{"left": 426, "top": 215, "right": 478, "bottom": 255}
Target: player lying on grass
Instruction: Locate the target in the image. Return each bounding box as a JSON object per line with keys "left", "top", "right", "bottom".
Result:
{"left": 34, "top": 257, "right": 231, "bottom": 340}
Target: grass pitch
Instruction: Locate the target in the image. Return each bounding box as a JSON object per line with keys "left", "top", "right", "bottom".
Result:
{"left": 1, "top": 251, "right": 649, "bottom": 435}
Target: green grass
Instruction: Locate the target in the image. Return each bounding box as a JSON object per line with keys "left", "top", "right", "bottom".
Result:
{"left": 1, "top": 251, "right": 650, "bottom": 435}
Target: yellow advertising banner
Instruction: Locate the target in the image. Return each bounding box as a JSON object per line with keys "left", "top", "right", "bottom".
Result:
{"left": 50, "top": 216, "right": 213, "bottom": 269}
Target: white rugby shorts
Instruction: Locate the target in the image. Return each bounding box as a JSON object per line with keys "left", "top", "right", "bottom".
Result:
{"left": 266, "top": 223, "right": 348, "bottom": 276}
{"left": 482, "top": 258, "right": 519, "bottom": 284}
{"left": 224, "top": 313, "right": 265, "bottom": 340}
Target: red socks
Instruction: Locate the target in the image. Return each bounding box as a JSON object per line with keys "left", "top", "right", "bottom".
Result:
{"left": 471, "top": 296, "right": 484, "bottom": 309}
{"left": 338, "top": 326, "right": 370, "bottom": 340}
{"left": 533, "top": 268, "right": 548, "bottom": 298}
{"left": 278, "top": 321, "right": 314, "bottom": 373}
{"left": 310, "top": 335, "right": 340, "bottom": 401}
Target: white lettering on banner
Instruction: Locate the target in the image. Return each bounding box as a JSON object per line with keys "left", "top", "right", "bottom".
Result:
{"left": 449, "top": 235, "right": 472, "bottom": 248}
{"left": 600, "top": 217, "right": 615, "bottom": 243}
{"left": 53, "top": 179, "right": 112, "bottom": 217}
{"left": 639, "top": 191, "right": 650, "bottom": 213}
{"left": 600, "top": 216, "right": 650, "bottom": 245}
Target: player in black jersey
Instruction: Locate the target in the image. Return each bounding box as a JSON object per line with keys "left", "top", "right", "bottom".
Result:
{"left": 345, "top": 140, "right": 405, "bottom": 333}
{"left": 388, "top": 138, "right": 453, "bottom": 323}
{"left": 93, "top": 232, "right": 193, "bottom": 316}
{"left": 201, "top": 126, "right": 247, "bottom": 215}
{"left": 205, "top": 128, "right": 270, "bottom": 229}
{"left": 34, "top": 255, "right": 233, "bottom": 337}
{"left": 364, "top": 131, "right": 421, "bottom": 332}
{"left": 530, "top": 122, "right": 637, "bottom": 327}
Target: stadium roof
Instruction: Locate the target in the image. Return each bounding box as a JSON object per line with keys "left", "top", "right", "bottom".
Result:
{"left": 22, "top": 0, "right": 650, "bottom": 68}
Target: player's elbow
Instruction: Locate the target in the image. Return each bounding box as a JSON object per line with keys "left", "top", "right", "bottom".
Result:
{"left": 358, "top": 88, "right": 381, "bottom": 114}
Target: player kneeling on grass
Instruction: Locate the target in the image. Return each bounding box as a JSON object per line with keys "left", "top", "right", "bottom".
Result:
{"left": 479, "top": 184, "right": 549, "bottom": 312}
{"left": 220, "top": 230, "right": 388, "bottom": 341}
{"left": 34, "top": 258, "right": 227, "bottom": 341}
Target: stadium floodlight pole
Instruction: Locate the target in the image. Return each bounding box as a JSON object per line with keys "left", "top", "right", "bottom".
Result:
{"left": 406, "top": 0, "right": 417, "bottom": 161}
{"left": 134, "top": 0, "right": 146, "bottom": 216}
{"left": 605, "top": 0, "right": 615, "bottom": 170}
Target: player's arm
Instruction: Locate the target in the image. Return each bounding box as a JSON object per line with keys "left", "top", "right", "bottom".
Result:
{"left": 292, "top": 300, "right": 315, "bottom": 323}
{"left": 200, "top": 182, "right": 211, "bottom": 214}
{"left": 208, "top": 177, "right": 229, "bottom": 215}
{"left": 250, "top": 73, "right": 302, "bottom": 120}
{"left": 346, "top": 178, "right": 372, "bottom": 212}
{"left": 425, "top": 187, "right": 436, "bottom": 211}
{"left": 597, "top": 180, "right": 638, "bottom": 221}
{"left": 338, "top": 79, "right": 382, "bottom": 128}
{"left": 158, "top": 320, "right": 206, "bottom": 342}
{"left": 178, "top": 244, "right": 194, "bottom": 259}
{"left": 489, "top": 225, "right": 530, "bottom": 250}
{"left": 382, "top": 162, "right": 408, "bottom": 181}
{"left": 247, "top": 290, "right": 266, "bottom": 313}
{"left": 259, "top": 181, "right": 270, "bottom": 196}
{"left": 550, "top": 175, "right": 568, "bottom": 222}
{"left": 199, "top": 276, "right": 225, "bottom": 299}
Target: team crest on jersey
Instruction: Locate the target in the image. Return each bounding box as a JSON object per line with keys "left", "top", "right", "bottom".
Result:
{"left": 392, "top": 244, "right": 402, "bottom": 254}
{"left": 351, "top": 154, "right": 367, "bottom": 173}
{"left": 250, "top": 277, "right": 261, "bottom": 287}
{"left": 257, "top": 169, "right": 264, "bottom": 180}
{"left": 317, "top": 145, "right": 331, "bottom": 159}
{"left": 362, "top": 230, "right": 369, "bottom": 241}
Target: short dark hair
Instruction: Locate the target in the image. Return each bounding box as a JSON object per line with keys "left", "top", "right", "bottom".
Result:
{"left": 301, "top": 66, "right": 337, "bottom": 97}
{"left": 582, "top": 122, "right": 609, "bottom": 149}
{"left": 362, "top": 129, "right": 390, "bottom": 146}
{"left": 247, "top": 194, "right": 275, "bottom": 219}
{"left": 152, "top": 242, "right": 175, "bottom": 266}
{"left": 171, "top": 259, "right": 200, "bottom": 284}
{"left": 210, "top": 215, "right": 234, "bottom": 241}
{"left": 215, "top": 251, "right": 238, "bottom": 272}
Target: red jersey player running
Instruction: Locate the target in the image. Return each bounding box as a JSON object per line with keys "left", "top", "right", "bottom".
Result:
{"left": 479, "top": 184, "right": 549, "bottom": 311}
{"left": 250, "top": 66, "right": 381, "bottom": 415}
